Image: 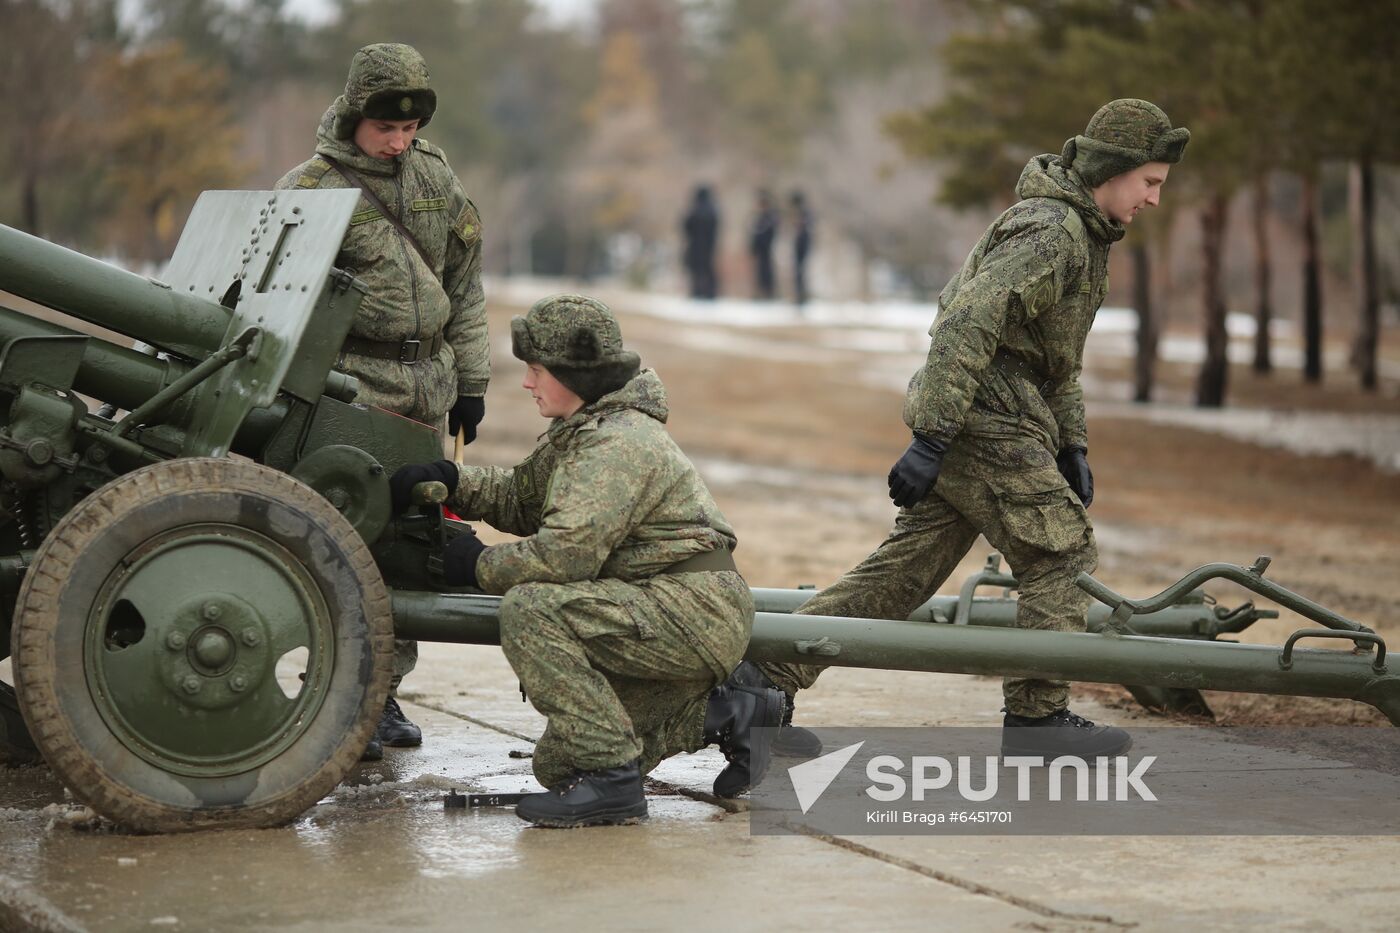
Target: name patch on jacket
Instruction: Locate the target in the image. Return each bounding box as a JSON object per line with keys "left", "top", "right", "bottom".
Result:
{"left": 412, "top": 197, "right": 448, "bottom": 212}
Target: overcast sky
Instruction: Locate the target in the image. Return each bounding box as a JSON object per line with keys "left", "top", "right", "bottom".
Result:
{"left": 280, "top": 0, "right": 595, "bottom": 26}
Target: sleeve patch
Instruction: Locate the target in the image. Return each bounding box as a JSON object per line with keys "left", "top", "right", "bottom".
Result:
{"left": 452, "top": 198, "right": 483, "bottom": 245}
{"left": 1018, "top": 270, "right": 1059, "bottom": 320}
{"left": 513, "top": 464, "right": 537, "bottom": 503}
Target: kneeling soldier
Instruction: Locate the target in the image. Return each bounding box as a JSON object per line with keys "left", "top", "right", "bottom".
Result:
{"left": 393, "top": 295, "right": 782, "bottom": 826}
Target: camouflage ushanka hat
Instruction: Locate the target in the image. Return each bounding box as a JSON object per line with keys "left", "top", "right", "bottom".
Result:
{"left": 333, "top": 43, "right": 437, "bottom": 140}
{"left": 1062, "top": 98, "right": 1190, "bottom": 188}
{"left": 512, "top": 295, "right": 642, "bottom": 404}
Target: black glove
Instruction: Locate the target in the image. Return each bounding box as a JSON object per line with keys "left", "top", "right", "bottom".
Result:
{"left": 887, "top": 433, "right": 949, "bottom": 508}
{"left": 1056, "top": 446, "right": 1094, "bottom": 509}
{"left": 389, "top": 459, "right": 459, "bottom": 515}
{"left": 448, "top": 395, "right": 485, "bottom": 444}
{"left": 443, "top": 527, "right": 487, "bottom": 588}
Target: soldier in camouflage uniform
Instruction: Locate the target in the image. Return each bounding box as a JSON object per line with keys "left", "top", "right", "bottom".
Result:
{"left": 391, "top": 295, "right": 784, "bottom": 826}
{"left": 276, "top": 43, "right": 490, "bottom": 759}
{"left": 748, "top": 100, "right": 1190, "bottom": 758}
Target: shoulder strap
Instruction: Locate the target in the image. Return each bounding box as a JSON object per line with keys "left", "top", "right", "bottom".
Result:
{"left": 294, "top": 158, "right": 333, "bottom": 189}
{"left": 1058, "top": 208, "right": 1090, "bottom": 261}
{"left": 318, "top": 153, "right": 439, "bottom": 281}
{"left": 1054, "top": 207, "right": 1092, "bottom": 293}
{"left": 411, "top": 137, "right": 447, "bottom": 163}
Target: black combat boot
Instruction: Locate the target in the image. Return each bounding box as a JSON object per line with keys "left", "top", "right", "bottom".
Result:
{"left": 725, "top": 661, "right": 823, "bottom": 758}
{"left": 707, "top": 683, "right": 786, "bottom": 798}
{"left": 377, "top": 696, "right": 422, "bottom": 748}
{"left": 515, "top": 760, "right": 648, "bottom": 828}
{"left": 360, "top": 734, "right": 384, "bottom": 762}
{"left": 1001, "top": 708, "right": 1132, "bottom": 758}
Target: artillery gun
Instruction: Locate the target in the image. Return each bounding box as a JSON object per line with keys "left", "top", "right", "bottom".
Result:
{"left": 0, "top": 191, "right": 1395, "bottom": 834}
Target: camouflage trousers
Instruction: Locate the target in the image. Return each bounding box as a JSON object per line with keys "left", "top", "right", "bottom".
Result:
{"left": 389, "top": 640, "right": 417, "bottom": 696}
{"left": 760, "top": 431, "right": 1097, "bottom": 718}
{"left": 498, "top": 572, "right": 753, "bottom": 789}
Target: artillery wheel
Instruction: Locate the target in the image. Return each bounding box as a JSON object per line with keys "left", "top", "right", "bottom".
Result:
{"left": 10, "top": 458, "right": 393, "bottom": 832}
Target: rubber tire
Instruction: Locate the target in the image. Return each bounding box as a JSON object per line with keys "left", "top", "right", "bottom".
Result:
{"left": 10, "top": 458, "right": 394, "bottom": 832}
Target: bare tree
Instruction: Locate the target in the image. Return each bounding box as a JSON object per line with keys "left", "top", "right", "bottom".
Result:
{"left": 1349, "top": 160, "right": 1381, "bottom": 389}
{"left": 0, "top": 0, "right": 84, "bottom": 235}
{"left": 1251, "top": 175, "right": 1274, "bottom": 374}
{"left": 1300, "top": 171, "right": 1324, "bottom": 384}
{"left": 1196, "top": 194, "right": 1231, "bottom": 407}
{"left": 1131, "top": 239, "right": 1156, "bottom": 403}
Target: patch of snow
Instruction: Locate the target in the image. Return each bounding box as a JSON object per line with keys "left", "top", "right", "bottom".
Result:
{"left": 1093, "top": 401, "right": 1400, "bottom": 473}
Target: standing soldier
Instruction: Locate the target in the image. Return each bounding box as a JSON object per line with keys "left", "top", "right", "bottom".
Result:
{"left": 681, "top": 185, "right": 720, "bottom": 300}
{"left": 391, "top": 295, "right": 783, "bottom": 826}
{"left": 789, "top": 190, "right": 813, "bottom": 307}
{"left": 741, "top": 100, "right": 1190, "bottom": 758}
{"left": 749, "top": 188, "right": 779, "bottom": 300}
{"left": 276, "top": 43, "right": 490, "bottom": 760}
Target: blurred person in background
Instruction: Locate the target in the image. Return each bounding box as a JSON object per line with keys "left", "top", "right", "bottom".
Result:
{"left": 789, "top": 189, "right": 813, "bottom": 307}
{"left": 748, "top": 188, "right": 779, "bottom": 300}
{"left": 276, "top": 42, "right": 490, "bottom": 761}
{"left": 681, "top": 184, "right": 720, "bottom": 299}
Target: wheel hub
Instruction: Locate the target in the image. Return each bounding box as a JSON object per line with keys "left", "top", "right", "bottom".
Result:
{"left": 192, "top": 627, "right": 234, "bottom": 672}
{"left": 155, "top": 594, "right": 272, "bottom": 708}
{"left": 85, "top": 525, "right": 332, "bottom": 777}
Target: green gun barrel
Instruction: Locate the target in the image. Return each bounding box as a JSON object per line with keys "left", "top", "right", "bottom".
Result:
{"left": 0, "top": 224, "right": 231, "bottom": 357}
{"left": 0, "top": 304, "right": 358, "bottom": 414}
{"left": 0, "top": 304, "right": 188, "bottom": 413}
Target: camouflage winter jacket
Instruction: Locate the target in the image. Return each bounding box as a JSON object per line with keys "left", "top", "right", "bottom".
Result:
{"left": 904, "top": 154, "right": 1123, "bottom": 454}
{"left": 274, "top": 90, "right": 487, "bottom": 423}
{"left": 448, "top": 369, "right": 738, "bottom": 595}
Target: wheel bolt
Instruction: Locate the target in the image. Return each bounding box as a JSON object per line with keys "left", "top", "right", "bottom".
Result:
{"left": 229, "top": 674, "right": 248, "bottom": 693}
{"left": 240, "top": 628, "right": 261, "bottom": 647}
{"left": 166, "top": 632, "right": 187, "bottom": 651}
{"left": 181, "top": 676, "right": 201, "bottom": 695}
{"left": 202, "top": 602, "right": 223, "bottom": 621}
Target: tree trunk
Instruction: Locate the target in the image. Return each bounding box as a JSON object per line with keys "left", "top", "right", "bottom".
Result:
{"left": 1301, "top": 171, "right": 1324, "bottom": 384}
{"left": 1349, "top": 158, "right": 1379, "bottom": 391}
{"left": 147, "top": 199, "right": 164, "bottom": 264}
{"left": 1195, "top": 193, "right": 1230, "bottom": 408}
{"left": 1251, "top": 175, "right": 1272, "bottom": 374}
{"left": 1132, "top": 240, "right": 1156, "bottom": 403}
{"left": 21, "top": 167, "right": 40, "bottom": 237}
